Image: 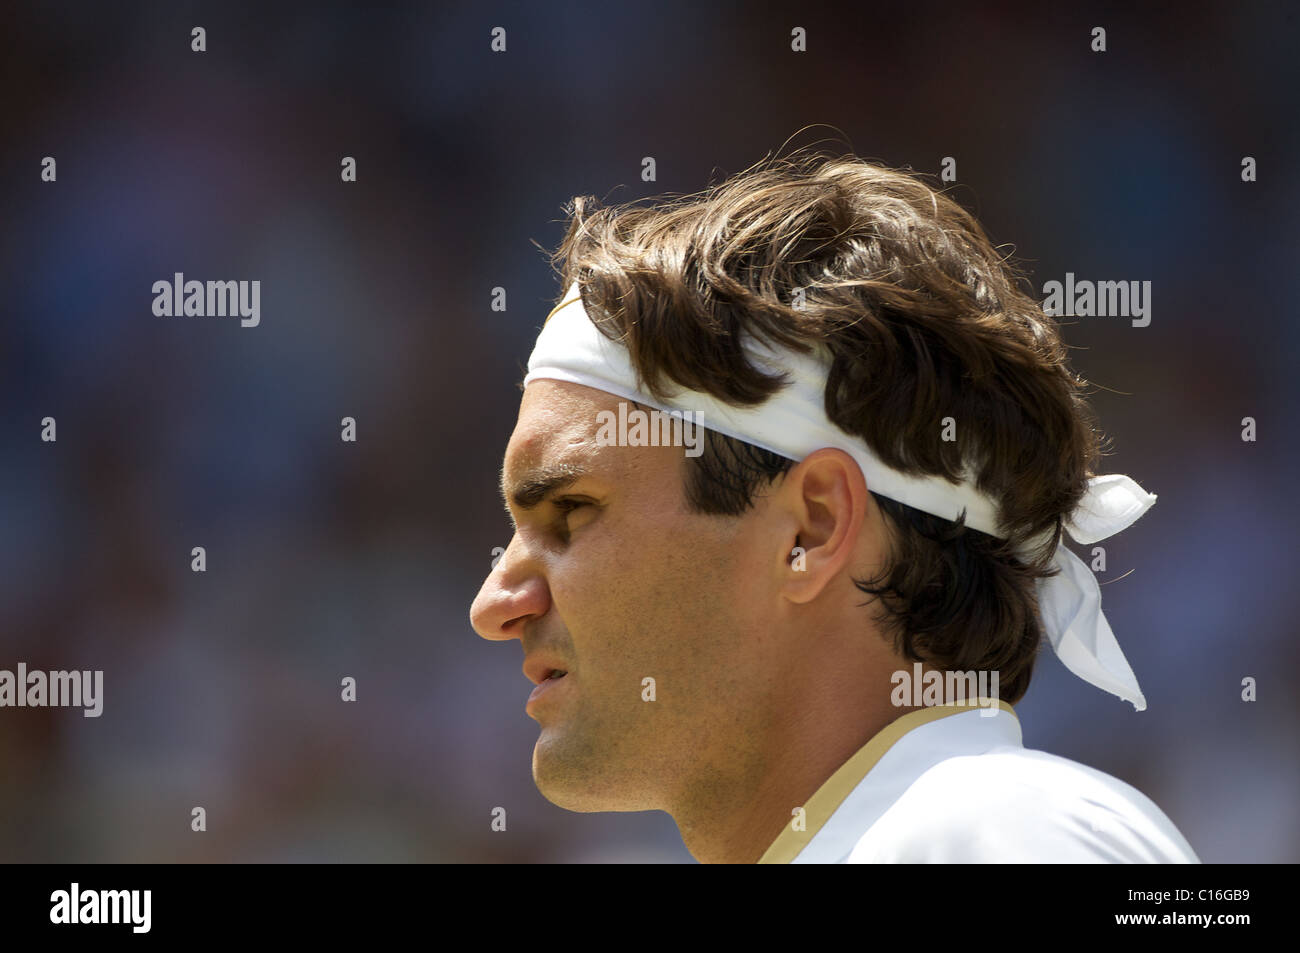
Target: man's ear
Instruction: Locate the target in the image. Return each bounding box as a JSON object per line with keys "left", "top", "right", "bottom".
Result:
{"left": 777, "top": 448, "right": 871, "bottom": 604}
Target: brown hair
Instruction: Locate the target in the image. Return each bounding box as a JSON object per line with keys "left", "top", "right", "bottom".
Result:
{"left": 545, "top": 148, "right": 1105, "bottom": 704}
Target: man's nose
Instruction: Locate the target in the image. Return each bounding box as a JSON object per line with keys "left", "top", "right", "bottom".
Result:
{"left": 469, "top": 535, "right": 550, "bottom": 642}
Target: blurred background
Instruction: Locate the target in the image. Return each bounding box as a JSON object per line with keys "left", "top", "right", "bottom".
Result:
{"left": 0, "top": 0, "right": 1296, "bottom": 862}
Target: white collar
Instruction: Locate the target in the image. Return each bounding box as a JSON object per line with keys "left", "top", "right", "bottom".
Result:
{"left": 759, "top": 702, "right": 1020, "bottom": 863}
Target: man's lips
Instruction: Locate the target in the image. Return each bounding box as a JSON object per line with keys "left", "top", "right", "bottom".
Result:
{"left": 523, "top": 657, "right": 570, "bottom": 686}
{"left": 525, "top": 670, "right": 572, "bottom": 712}
{"left": 526, "top": 670, "right": 569, "bottom": 705}
{"left": 523, "top": 656, "right": 572, "bottom": 714}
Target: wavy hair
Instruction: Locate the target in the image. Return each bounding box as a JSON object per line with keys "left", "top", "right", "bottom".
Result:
{"left": 545, "top": 148, "right": 1105, "bottom": 703}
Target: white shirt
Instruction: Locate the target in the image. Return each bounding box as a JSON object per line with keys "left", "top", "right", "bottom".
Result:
{"left": 758, "top": 701, "right": 1200, "bottom": 863}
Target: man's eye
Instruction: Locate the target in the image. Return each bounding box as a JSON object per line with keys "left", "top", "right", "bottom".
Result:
{"left": 550, "top": 497, "right": 595, "bottom": 540}
{"left": 552, "top": 498, "right": 588, "bottom": 517}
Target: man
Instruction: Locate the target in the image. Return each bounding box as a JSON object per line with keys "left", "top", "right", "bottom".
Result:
{"left": 469, "top": 149, "right": 1199, "bottom": 863}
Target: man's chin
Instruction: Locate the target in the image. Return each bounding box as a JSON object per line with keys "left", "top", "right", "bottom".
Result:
{"left": 531, "top": 731, "right": 638, "bottom": 813}
{"left": 532, "top": 733, "right": 596, "bottom": 812}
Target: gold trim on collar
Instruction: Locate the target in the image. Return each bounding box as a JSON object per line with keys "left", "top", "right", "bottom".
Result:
{"left": 543, "top": 292, "right": 582, "bottom": 326}
{"left": 757, "top": 698, "right": 1017, "bottom": 864}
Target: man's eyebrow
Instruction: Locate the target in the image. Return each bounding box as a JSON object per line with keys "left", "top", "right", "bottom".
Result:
{"left": 501, "top": 462, "right": 589, "bottom": 511}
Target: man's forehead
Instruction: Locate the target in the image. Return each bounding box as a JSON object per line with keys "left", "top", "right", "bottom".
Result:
{"left": 502, "top": 429, "right": 594, "bottom": 492}
{"left": 508, "top": 381, "right": 608, "bottom": 462}
{"left": 501, "top": 381, "right": 621, "bottom": 496}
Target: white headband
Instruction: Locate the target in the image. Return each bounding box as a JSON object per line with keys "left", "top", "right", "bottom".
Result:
{"left": 524, "top": 282, "right": 1156, "bottom": 711}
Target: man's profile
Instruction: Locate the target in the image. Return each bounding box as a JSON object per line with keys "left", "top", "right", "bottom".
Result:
{"left": 469, "top": 148, "right": 1199, "bottom": 864}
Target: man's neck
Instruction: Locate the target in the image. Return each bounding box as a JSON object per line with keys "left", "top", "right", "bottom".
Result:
{"left": 671, "top": 688, "right": 914, "bottom": 864}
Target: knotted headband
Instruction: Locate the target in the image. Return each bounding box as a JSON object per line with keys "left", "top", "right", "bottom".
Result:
{"left": 524, "top": 282, "right": 1156, "bottom": 710}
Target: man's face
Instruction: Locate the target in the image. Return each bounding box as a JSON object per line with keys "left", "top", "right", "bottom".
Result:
{"left": 470, "top": 380, "right": 789, "bottom": 812}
